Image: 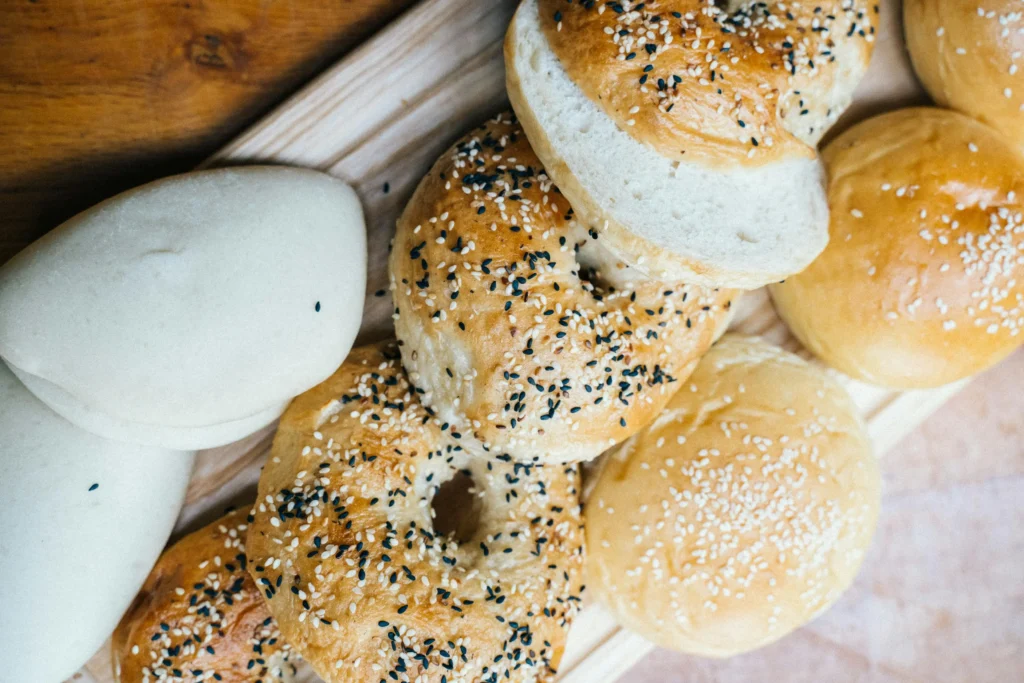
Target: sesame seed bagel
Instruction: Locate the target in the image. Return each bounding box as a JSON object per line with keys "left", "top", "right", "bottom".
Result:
{"left": 113, "top": 508, "right": 294, "bottom": 683}
{"left": 770, "top": 108, "right": 1024, "bottom": 388}
{"left": 506, "top": 0, "right": 877, "bottom": 288}
{"left": 389, "top": 114, "right": 736, "bottom": 465}
{"left": 586, "top": 335, "right": 881, "bottom": 657}
{"left": 905, "top": 0, "right": 1024, "bottom": 148}
{"left": 245, "top": 342, "right": 585, "bottom": 683}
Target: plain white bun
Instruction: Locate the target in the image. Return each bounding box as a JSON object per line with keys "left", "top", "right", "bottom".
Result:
{"left": 0, "top": 166, "right": 367, "bottom": 450}
{"left": 506, "top": 0, "right": 830, "bottom": 289}
{"left": 0, "top": 362, "right": 194, "bottom": 682}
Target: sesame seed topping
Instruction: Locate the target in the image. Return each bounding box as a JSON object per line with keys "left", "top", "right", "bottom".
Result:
{"left": 390, "top": 114, "right": 733, "bottom": 463}
{"left": 246, "top": 343, "right": 586, "bottom": 682}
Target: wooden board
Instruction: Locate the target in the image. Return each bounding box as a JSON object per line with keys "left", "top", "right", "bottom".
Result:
{"left": 70, "top": 0, "right": 1007, "bottom": 681}
{"left": 0, "top": 0, "right": 417, "bottom": 266}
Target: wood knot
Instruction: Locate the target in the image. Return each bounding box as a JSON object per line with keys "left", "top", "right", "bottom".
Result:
{"left": 187, "top": 32, "right": 245, "bottom": 71}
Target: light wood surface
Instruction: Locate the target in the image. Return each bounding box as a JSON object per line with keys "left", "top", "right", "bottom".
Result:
{"left": 61, "top": 0, "right": 1020, "bottom": 681}
{"left": 0, "top": 0, "right": 415, "bottom": 266}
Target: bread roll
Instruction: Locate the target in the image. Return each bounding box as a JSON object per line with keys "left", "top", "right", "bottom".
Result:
{"left": 0, "top": 167, "right": 366, "bottom": 450}
{"left": 586, "top": 335, "right": 880, "bottom": 657}
{"left": 0, "top": 362, "right": 194, "bottom": 683}
{"left": 905, "top": 0, "right": 1024, "bottom": 147}
{"left": 506, "top": 0, "right": 875, "bottom": 288}
{"left": 390, "top": 114, "right": 736, "bottom": 464}
{"left": 113, "top": 508, "right": 294, "bottom": 683}
{"left": 770, "top": 108, "right": 1024, "bottom": 388}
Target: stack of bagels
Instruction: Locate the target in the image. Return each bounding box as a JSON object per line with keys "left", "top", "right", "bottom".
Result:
{"left": 1, "top": 0, "right": 1021, "bottom": 681}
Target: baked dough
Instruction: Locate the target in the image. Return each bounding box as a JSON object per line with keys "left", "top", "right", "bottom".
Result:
{"left": 770, "top": 108, "right": 1024, "bottom": 387}
{"left": 246, "top": 342, "right": 585, "bottom": 682}
{"left": 390, "top": 114, "right": 736, "bottom": 464}
{"left": 0, "top": 166, "right": 366, "bottom": 450}
{"left": 586, "top": 335, "right": 880, "bottom": 657}
{"left": 506, "top": 0, "right": 875, "bottom": 288}
{"left": 0, "top": 362, "right": 194, "bottom": 682}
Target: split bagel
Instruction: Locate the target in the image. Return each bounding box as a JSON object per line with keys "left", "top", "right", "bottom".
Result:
{"left": 507, "top": 0, "right": 877, "bottom": 288}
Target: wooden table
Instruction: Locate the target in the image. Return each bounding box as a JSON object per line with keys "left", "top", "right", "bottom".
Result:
{"left": 2, "top": 2, "right": 1021, "bottom": 682}
{"left": 0, "top": 0, "right": 415, "bottom": 264}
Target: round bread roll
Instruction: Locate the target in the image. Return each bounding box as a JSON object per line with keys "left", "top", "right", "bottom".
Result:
{"left": 905, "top": 0, "right": 1024, "bottom": 147}
{"left": 586, "top": 335, "right": 881, "bottom": 657}
{"left": 0, "top": 362, "right": 194, "bottom": 683}
{"left": 0, "top": 166, "right": 366, "bottom": 450}
{"left": 506, "top": 0, "right": 876, "bottom": 289}
{"left": 246, "top": 342, "right": 585, "bottom": 683}
{"left": 390, "top": 114, "right": 736, "bottom": 464}
{"left": 770, "top": 108, "right": 1024, "bottom": 388}
{"left": 113, "top": 508, "right": 294, "bottom": 683}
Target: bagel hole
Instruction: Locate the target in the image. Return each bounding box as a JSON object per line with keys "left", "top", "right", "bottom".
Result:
{"left": 576, "top": 264, "right": 614, "bottom": 295}
{"left": 431, "top": 470, "right": 482, "bottom": 543}
{"left": 575, "top": 245, "right": 620, "bottom": 296}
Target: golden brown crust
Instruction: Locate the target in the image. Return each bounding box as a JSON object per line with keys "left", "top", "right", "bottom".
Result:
{"left": 389, "top": 113, "right": 736, "bottom": 462}
{"left": 536, "top": 0, "right": 876, "bottom": 165}
{"left": 113, "top": 508, "right": 293, "bottom": 683}
{"left": 770, "top": 108, "right": 1024, "bottom": 388}
{"left": 246, "top": 342, "right": 585, "bottom": 683}
{"left": 905, "top": 0, "right": 1024, "bottom": 147}
{"left": 586, "top": 335, "right": 881, "bottom": 657}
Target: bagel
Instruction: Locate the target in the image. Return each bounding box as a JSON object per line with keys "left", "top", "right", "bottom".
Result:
{"left": 113, "top": 508, "right": 295, "bottom": 683}
{"left": 586, "top": 335, "right": 881, "bottom": 657}
{"left": 905, "top": 0, "right": 1024, "bottom": 147}
{"left": 506, "top": 0, "right": 876, "bottom": 288}
{"left": 770, "top": 108, "right": 1024, "bottom": 388}
{"left": 245, "top": 342, "right": 585, "bottom": 683}
{"left": 389, "top": 114, "right": 736, "bottom": 464}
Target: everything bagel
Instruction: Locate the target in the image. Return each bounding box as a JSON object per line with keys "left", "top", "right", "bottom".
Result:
{"left": 389, "top": 114, "right": 735, "bottom": 464}
{"left": 506, "top": 0, "right": 876, "bottom": 288}
{"left": 245, "top": 342, "right": 585, "bottom": 683}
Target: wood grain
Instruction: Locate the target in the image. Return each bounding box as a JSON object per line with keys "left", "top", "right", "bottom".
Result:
{"left": 0, "top": 0, "right": 416, "bottom": 265}
{"left": 62, "top": 0, "right": 1019, "bottom": 681}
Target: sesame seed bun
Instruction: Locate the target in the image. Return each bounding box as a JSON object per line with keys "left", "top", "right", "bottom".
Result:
{"left": 389, "top": 114, "right": 736, "bottom": 464}
{"left": 246, "top": 342, "right": 585, "bottom": 683}
{"left": 905, "top": 0, "right": 1024, "bottom": 148}
{"left": 585, "top": 335, "right": 880, "bottom": 658}
{"left": 770, "top": 108, "right": 1024, "bottom": 388}
{"left": 112, "top": 508, "right": 295, "bottom": 683}
{"left": 506, "top": 0, "right": 876, "bottom": 289}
